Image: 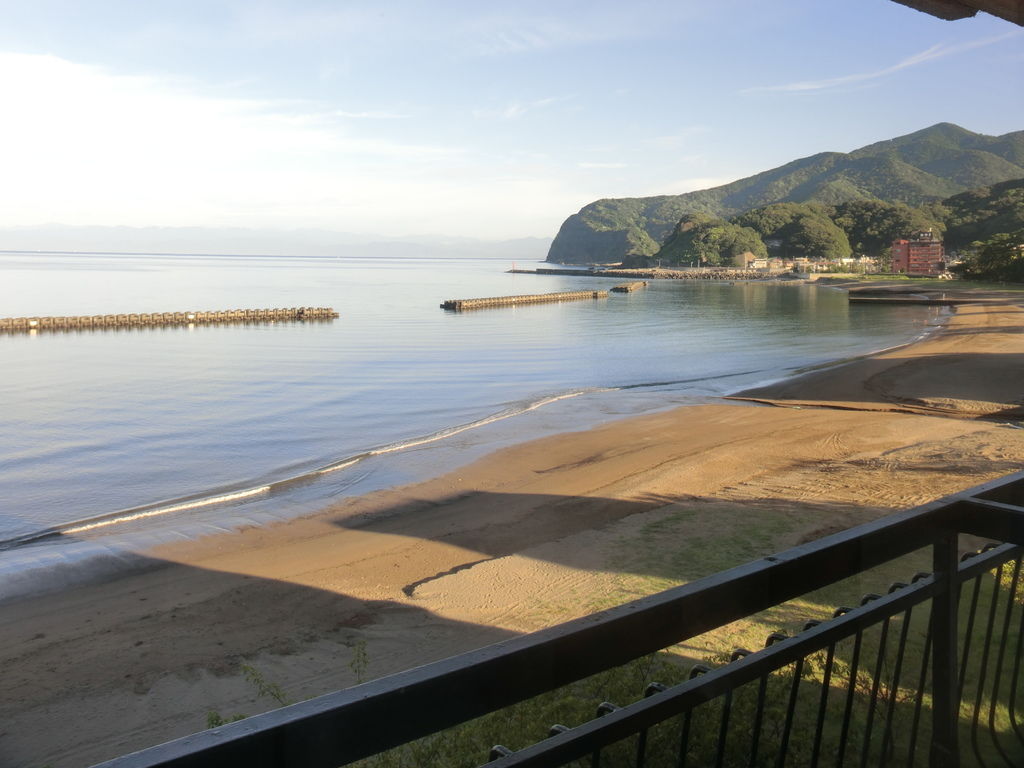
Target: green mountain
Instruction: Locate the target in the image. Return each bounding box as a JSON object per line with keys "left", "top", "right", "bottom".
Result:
{"left": 546, "top": 123, "right": 1024, "bottom": 264}
{"left": 939, "top": 177, "right": 1024, "bottom": 251}
{"left": 651, "top": 213, "right": 767, "bottom": 267}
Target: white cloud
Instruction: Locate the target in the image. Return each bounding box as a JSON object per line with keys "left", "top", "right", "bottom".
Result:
{"left": 0, "top": 53, "right": 543, "bottom": 235}
{"left": 473, "top": 97, "right": 560, "bottom": 121}
{"left": 644, "top": 128, "right": 710, "bottom": 150}
{"left": 745, "top": 30, "right": 1021, "bottom": 94}
{"left": 466, "top": 17, "right": 590, "bottom": 56}
{"left": 234, "top": 6, "right": 388, "bottom": 45}
{"left": 462, "top": 4, "right": 708, "bottom": 57}
{"left": 334, "top": 110, "right": 411, "bottom": 120}
{"left": 0, "top": 51, "right": 713, "bottom": 239}
{"left": 221, "top": 3, "right": 707, "bottom": 61}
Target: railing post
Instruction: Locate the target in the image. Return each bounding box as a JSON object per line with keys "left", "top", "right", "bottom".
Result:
{"left": 931, "top": 532, "right": 960, "bottom": 767}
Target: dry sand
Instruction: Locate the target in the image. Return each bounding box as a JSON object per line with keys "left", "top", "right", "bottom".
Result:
{"left": 2, "top": 298, "right": 1023, "bottom": 767}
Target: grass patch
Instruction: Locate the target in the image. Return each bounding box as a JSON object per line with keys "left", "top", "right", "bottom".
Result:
{"left": 354, "top": 545, "right": 1024, "bottom": 767}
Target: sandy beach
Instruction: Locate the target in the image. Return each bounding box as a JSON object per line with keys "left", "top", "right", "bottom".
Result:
{"left": 2, "top": 295, "right": 1024, "bottom": 767}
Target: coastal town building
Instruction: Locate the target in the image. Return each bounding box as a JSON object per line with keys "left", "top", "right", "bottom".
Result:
{"left": 891, "top": 230, "right": 945, "bottom": 276}
{"left": 839, "top": 256, "right": 880, "bottom": 271}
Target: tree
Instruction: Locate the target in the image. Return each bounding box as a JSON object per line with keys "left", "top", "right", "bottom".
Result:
{"left": 941, "top": 179, "right": 1024, "bottom": 252}
{"left": 732, "top": 202, "right": 830, "bottom": 240}
{"left": 732, "top": 202, "right": 853, "bottom": 261}
{"left": 777, "top": 214, "right": 852, "bottom": 260}
{"left": 651, "top": 214, "right": 767, "bottom": 267}
{"left": 831, "top": 200, "right": 943, "bottom": 257}
{"left": 957, "top": 230, "right": 1024, "bottom": 282}
{"left": 732, "top": 203, "right": 804, "bottom": 239}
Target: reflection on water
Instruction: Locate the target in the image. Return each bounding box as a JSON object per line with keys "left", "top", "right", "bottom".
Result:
{"left": 0, "top": 252, "right": 940, "bottom": 547}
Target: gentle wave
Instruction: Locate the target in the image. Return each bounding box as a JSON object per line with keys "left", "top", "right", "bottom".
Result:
{"left": 0, "top": 364, "right": 827, "bottom": 551}
{"left": 2, "top": 485, "right": 272, "bottom": 550}
{"left": 0, "top": 387, "right": 612, "bottom": 550}
{"left": 312, "top": 389, "right": 612, "bottom": 477}
{"left": 63, "top": 486, "right": 272, "bottom": 534}
{"left": 359, "top": 389, "right": 609, "bottom": 458}
{"left": 739, "top": 312, "right": 948, "bottom": 390}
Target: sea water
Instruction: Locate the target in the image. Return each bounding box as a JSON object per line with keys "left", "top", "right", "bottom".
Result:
{"left": 0, "top": 251, "right": 940, "bottom": 589}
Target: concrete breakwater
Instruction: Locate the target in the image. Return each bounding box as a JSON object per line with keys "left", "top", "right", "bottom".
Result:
{"left": 0, "top": 307, "right": 339, "bottom": 333}
{"left": 533, "top": 268, "right": 602, "bottom": 276}
{"left": 602, "top": 268, "right": 789, "bottom": 281}
{"left": 441, "top": 290, "right": 608, "bottom": 311}
{"left": 511, "top": 267, "right": 792, "bottom": 281}
{"left": 610, "top": 281, "right": 647, "bottom": 293}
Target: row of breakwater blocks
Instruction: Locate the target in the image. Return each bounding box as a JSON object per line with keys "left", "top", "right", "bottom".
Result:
{"left": 605, "top": 269, "right": 787, "bottom": 281}
{"left": 0, "top": 307, "right": 339, "bottom": 333}
{"left": 440, "top": 290, "right": 608, "bottom": 311}
{"left": 514, "top": 267, "right": 792, "bottom": 281}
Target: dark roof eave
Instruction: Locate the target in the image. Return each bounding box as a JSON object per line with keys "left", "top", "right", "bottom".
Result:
{"left": 890, "top": 0, "right": 1024, "bottom": 25}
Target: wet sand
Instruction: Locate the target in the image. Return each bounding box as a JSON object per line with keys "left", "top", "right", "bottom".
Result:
{"left": 2, "top": 298, "right": 1023, "bottom": 767}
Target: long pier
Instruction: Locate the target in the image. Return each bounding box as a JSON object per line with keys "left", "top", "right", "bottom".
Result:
{"left": 441, "top": 290, "right": 607, "bottom": 311}
{"left": 0, "top": 307, "right": 339, "bottom": 333}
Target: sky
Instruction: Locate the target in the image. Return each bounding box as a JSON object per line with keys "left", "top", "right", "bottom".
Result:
{"left": 0, "top": 0, "right": 1021, "bottom": 241}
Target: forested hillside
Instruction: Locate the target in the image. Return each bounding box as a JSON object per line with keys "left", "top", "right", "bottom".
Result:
{"left": 547, "top": 123, "right": 1024, "bottom": 265}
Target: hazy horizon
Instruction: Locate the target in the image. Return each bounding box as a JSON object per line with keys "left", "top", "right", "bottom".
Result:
{"left": 0, "top": 224, "right": 554, "bottom": 259}
{"left": 0, "top": 2, "right": 1021, "bottom": 241}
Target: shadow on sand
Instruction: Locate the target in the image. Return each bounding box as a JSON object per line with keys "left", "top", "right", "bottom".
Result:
{"left": 2, "top": 476, "right": 1018, "bottom": 766}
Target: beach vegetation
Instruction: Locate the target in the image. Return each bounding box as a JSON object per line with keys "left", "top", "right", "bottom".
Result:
{"left": 352, "top": 653, "right": 683, "bottom": 768}
{"left": 351, "top": 549, "right": 1020, "bottom": 767}
{"left": 349, "top": 638, "right": 370, "bottom": 684}
{"left": 241, "top": 663, "right": 292, "bottom": 707}
{"left": 206, "top": 710, "right": 247, "bottom": 729}
{"left": 954, "top": 230, "right": 1024, "bottom": 283}
{"left": 204, "top": 664, "right": 291, "bottom": 730}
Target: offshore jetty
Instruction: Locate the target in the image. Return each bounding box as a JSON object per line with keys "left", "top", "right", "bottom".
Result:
{"left": 0, "top": 307, "right": 339, "bottom": 333}
{"left": 509, "top": 267, "right": 790, "bottom": 281}
{"left": 610, "top": 281, "right": 647, "bottom": 293}
{"left": 441, "top": 290, "right": 607, "bottom": 311}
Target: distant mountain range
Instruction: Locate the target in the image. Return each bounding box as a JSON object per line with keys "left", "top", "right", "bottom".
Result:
{"left": 0, "top": 225, "right": 552, "bottom": 261}
{"left": 546, "top": 123, "right": 1024, "bottom": 264}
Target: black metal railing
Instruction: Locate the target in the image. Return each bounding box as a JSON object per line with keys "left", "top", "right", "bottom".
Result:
{"left": 484, "top": 542, "right": 1021, "bottom": 768}
{"left": 95, "top": 470, "right": 1024, "bottom": 768}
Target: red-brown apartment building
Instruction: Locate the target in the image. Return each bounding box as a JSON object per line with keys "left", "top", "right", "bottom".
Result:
{"left": 891, "top": 230, "right": 945, "bottom": 276}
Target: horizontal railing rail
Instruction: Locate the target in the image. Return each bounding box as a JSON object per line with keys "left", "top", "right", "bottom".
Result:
{"left": 94, "top": 470, "right": 1024, "bottom": 768}
{"left": 489, "top": 542, "right": 1024, "bottom": 767}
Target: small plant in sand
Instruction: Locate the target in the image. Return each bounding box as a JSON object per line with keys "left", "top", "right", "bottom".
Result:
{"left": 205, "top": 710, "right": 247, "bottom": 729}
{"left": 205, "top": 664, "right": 291, "bottom": 729}
{"left": 241, "top": 663, "right": 291, "bottom": 706}
{"left": 349, "top": 638, "right": 370, "bottom": 684}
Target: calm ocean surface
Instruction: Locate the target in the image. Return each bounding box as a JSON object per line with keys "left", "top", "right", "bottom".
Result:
{"left": 0, "top": 251, "right": 941, "bottom": 589}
